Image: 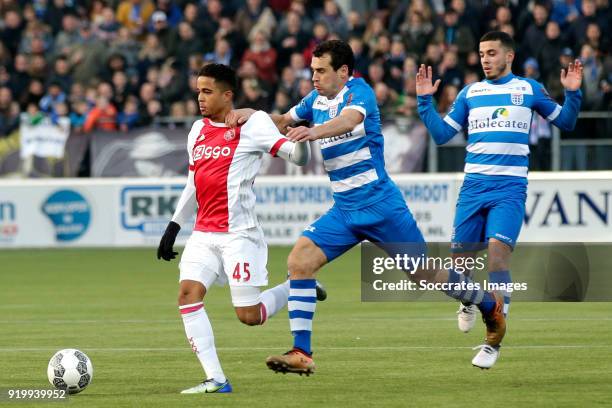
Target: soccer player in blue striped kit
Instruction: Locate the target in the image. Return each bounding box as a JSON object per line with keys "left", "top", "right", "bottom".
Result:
{"left": 416, "top": 31, "right": 583, "bottom": 368}
{"left": 230, "top": 39, "right": 507, "bottom": 374}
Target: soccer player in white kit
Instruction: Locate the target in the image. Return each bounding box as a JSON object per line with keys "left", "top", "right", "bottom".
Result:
{"left": 156, "top": 64, "right": 311, "bottom": 394}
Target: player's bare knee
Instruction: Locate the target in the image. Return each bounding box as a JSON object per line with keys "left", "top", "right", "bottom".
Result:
{"left": 177, "top": 281, "right": 205, "bottom": 306}
{"left": 287, "top": 255, "right": 315, "bottom": 279}
{"left": 235, "top": 307, "right": 261, "bottom": 326}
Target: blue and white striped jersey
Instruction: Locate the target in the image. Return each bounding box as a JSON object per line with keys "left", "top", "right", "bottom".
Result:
{"left": 290, "top": 77, "right": 396, "bottom": 209}
{"left": 417, "top": 73, "right": 582, "bottom": 181}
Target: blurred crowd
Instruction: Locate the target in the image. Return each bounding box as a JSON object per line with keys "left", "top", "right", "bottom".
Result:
{"left": 0, "top": 0, "right": 610, "bottom": 140}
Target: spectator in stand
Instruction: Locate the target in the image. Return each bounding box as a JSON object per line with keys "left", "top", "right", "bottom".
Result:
{"left": 385, "top": 38, "right": 407, "bottom": 92}
{"left": 83, "top": 95, "right": 118, "bottom": 132}
{"left": 374, "top": 82, "right": 398, "bottom": 119}
{"left": 236, "top": 78, "right": 270, "bottom": 111}
{"left": 275, "top": 11, "right": 309, "bottom": 68}
{"left": 348, "top": 36, "right": 370, "bottom": 78}
{"left": 551, "top": 0, "right": 580, "bottom": 30}
{"left": 565, "top": 0, "right": 602, "bottom": 49}
{"left": 70, "top": 22, "right": 108, "bottom": 86}
{"left": 154, "top": 0, "right": 182, "bottom": 29}
{"left": 235, "top": 0, "right": 276, "bottom": 40}
{"left": 39, "top": 81, "right": 66, "bottom": 116}
{"left": 69, "top": 99, "right": 89, "bottom": 133}
{"left": 451, "top": 0, "right": 480, "bottom": 41}
{"left": 537, "top": 21, "right": 563, "bottom": 81}
{"left": 0, "top": 86, "right": 20, "bottom": 137}
{"left": 317, "top": 0, "right": 348, "bottom": 39}
{"left": 579, "top": 43, "right": 605, "bottom": 109}
{"left": 522, "top": 2, "right": 550, "bottom": 61}
{"left": 0, "top": 10, "right": 24, "bottom": 58}
{"left": 399, "top": 8, "right": 434, "bottom": 57}
{"left": 137, "top": 32, "right": 167, "bottom": 77}
{"left": 53, "top": 13, "right": 81, "bottom": 58}
{"left": 94, "top": 6, "right": 121, "bottom": 43}
{"left": 366, "top": 63, "right": 385, "bottom": 87}
{"left": 303, "top": 21, "right": 330, "bottom": 65}
{"left": 296, "top": 77, "right": 313, "bottom": 99}
{"left": 204, "top": 38, "right": 234, "bottom": 67}
{"left": 150, "top": 10, "right": 178, "bottom": 57}
{"left": 47, "top": 55, "right": 73, "bottom": 94}
{"left": 438, "top": 50, "right": 463, "bottom": 89}
{"left": 116, "top": 0, "right": 155, "bottom": 39}
{"left": 158, "top": 60, "right": 187, "bottom": 106}
{"left": 488, "top": 6, "right": 513, "bottom": 32}
{"left": 20, "top": 78, "right": 45, "bottom": 107}
{"left": 118, "top": 95, "right": 140, "bottom": 131}
{"left": 581, "top": 23, "right": 609, "bottom": 55}
{"left": 346, "top": 10, "right": 366, "bottom": 38}
{"left": 111, "top": 70, "right": 132, "bottom": 112}
{"left": 363, "top": 16, "right": 387, "bottom": 55}
{"left": 175, "top": 22, "right": 203, "bottom": 69}
{"left": 241, "top": 29, "right": 278, "bottom": 85}
{"left": 433, "top": 8, "right": 475, "bottom": 58}
{"left": 215, "top": 17, "right": 248, "bottom": 62}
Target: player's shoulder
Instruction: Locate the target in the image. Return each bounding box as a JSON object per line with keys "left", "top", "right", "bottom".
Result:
{"left": 514, "top": 76, "right": 546, "bottom": 95}
{"left": 187, "top": 119, "right": 204, "bottom": 146}
{"left": 189, "top": 118, "right": 205, "bottom": 133}
{"left": 245, "top": 110, "right": 273, "bottom": 126}
{"left": 241, "top": 111, "right": 274, "bottom": 134}
{"left": 461, "top": 81, "right": 484, "bottom": 98}
{"left": 346, "top": 77, "right": 374, "bottom": 96}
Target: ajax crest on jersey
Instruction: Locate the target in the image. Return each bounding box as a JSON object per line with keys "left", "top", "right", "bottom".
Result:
{"left": 224, "top": 129, "right": 235, "bottom": 141}
{"left": 511, "top": 93, "right": 524, "bottom": 105}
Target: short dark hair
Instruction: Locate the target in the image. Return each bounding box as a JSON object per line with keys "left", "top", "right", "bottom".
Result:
{"left": 313, "top": 40, "right": 355, "bottom": 76}
{"left": 197, "top": 63, "right": 237, "bottom": 93}
{"left": 479, "top": 31, "right": 515, "bottom": 51}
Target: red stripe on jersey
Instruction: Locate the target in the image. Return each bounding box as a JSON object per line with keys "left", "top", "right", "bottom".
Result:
{"left": 188, "top": 165, "right": 195, "bottom": 171}
{"left": 269, "top": 138, "right": 289, "bottom": 157}
{"left": 192, "top": 124, "right": 241, "bottom": 232}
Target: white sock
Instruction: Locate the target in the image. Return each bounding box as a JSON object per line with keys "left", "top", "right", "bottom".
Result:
{"left": 179, "top": 302, "right": 226, "bottom": 383}
{"left": 259, "top": 280, "right": 290, "bottom": 324}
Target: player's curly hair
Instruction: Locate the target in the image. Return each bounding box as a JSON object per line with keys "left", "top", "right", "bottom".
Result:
{"left": 480, "top": 31, "right": 515, "bottom": 51}
{"left": 197, "top": 63, "right": 238, "bottom": 93}
{"left": 313, "top": 40, "right": 355, "bottom": 76}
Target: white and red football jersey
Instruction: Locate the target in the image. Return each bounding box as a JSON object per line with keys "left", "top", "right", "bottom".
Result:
{"left": 185, "top": 111, "right": 288, "bottom": 233}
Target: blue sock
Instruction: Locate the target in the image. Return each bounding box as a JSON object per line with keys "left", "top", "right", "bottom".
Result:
{"left": 488, "top": 270, "right": 512, "bottom": 317}
{"left": 445, "top": 269, "right": 490, "bottom": 305}
{"left": 288, "top": 279, "right": 316, "bottom": 355}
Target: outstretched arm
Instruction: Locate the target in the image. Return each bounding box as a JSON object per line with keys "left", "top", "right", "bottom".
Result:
{"left": 284, "top": 109, "right": 362, "bottom": 142}
{"left": 226, "top": 109, "right": 295, "bottom": 134}
{"left": 416, "top": 64, "right": 466, "bottom": 145}
{"left": 531, "top": 60, "right": 583, "bottom": 131}
{"left": 276, "top": 141, "right": 311, "bottom": 166}
{"left": 157, "top": 170, "right": 196, "bottom": 261}
{"left": 171, "top": 170, "right": 196, "bottom": 226}
{"left": 552, "top": 59, "right": 583, "bottom": 131}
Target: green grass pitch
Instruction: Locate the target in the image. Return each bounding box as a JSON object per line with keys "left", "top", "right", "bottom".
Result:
{"left": 1, "top": 247, "right": 611, "bottom": 407}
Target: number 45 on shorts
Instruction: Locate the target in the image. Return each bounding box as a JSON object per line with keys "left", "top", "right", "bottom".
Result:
{"left": 232, "top": 262, "right": 251, "bottom": 282}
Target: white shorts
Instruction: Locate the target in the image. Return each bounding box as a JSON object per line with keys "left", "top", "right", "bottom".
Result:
{"left": 179, "top": 227, "right": 268, "bottom": 307}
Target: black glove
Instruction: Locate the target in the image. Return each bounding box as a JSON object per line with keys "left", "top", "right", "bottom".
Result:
{"left": 157, "top": 221, "right": 181, "bottom": 261}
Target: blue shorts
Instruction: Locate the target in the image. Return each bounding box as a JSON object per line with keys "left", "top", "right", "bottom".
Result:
{"left": 452, "top": 177, "right": 527, "bottom": 251}
{"left": 302, "top": 190, "right": 426, "bottom": 262}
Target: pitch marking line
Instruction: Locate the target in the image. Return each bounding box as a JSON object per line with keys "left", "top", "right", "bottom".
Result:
{"left": 0, "top": 345, "right": 611, "bottom": 353}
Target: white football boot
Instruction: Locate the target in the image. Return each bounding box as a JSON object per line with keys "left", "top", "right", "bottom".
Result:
{"left": 181, "top": 379, "right": 232, "bottom": 394}
{"left": 471, "top": 344, "right": 500, "bottom": 369}
{"left": 457, "top": 303, "right": 478, "bottom": 332}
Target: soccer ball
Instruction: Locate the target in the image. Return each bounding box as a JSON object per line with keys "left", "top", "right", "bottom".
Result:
{"left": 47, "top": 349, "right": 93, "bottom": 394}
